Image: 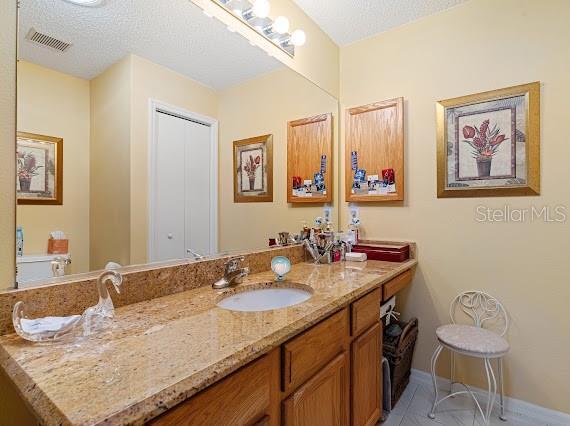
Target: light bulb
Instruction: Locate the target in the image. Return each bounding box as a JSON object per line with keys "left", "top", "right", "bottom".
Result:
{"left": 290, "top": 29, "right": 306, "bottom": 46}
{"left": 63, "top": 0, "right": 104, "bottom": 6}
{"left": 273, "top": 16, "right": 289, "bottom": 34}
{"left": 252, "top": 0, "right": 270, "bottom": 18}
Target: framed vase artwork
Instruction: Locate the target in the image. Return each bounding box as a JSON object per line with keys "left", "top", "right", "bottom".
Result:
{"left": 437, "top": 82, "right": 540, "bottom": 197}
{"left": 233, "top": 134, "right": 273, "bottom": 203}
{"left": 16, "top": 132, "right": 63, "bottom": 205}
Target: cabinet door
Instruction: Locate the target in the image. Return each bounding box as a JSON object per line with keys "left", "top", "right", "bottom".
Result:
{"left": 351, "top": 322, "right": 382, "bottom": 426}
{"left": 148, "top": 350, "right": 278, "bottom": 426}
{"left": 283, "top": 352, "right": 349, "bottom": 426}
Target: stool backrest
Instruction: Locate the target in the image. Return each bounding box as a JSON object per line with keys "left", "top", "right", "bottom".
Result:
{"left": 450, "top": 291, "right": 508, "bottom": 336}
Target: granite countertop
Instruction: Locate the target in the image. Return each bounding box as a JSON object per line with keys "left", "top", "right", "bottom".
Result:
{"left": 0, "top": 259, "right": 416, "bottom": 425}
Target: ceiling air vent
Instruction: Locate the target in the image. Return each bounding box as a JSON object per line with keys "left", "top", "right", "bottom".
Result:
{"left": 25, "top": 28, "right": 72, "bottom": 53}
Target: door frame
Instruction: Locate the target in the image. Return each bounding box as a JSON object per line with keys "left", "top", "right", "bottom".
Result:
{"left": 148, "top": 99, "right": 218, "bottom": 261}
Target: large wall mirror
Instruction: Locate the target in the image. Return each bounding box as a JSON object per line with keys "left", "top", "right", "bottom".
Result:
{"left": 8, "top": 0, "right": 339, "bottom": 290}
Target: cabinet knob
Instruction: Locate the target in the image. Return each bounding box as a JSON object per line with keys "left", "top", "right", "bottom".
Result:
{"left": 167, "top": 234, "right": 173, "bottom": 240}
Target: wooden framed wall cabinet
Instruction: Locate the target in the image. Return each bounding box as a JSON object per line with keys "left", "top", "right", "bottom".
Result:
{"left": 287, "top": 113, "right": 333, "bottom": 204}
{"left": 345, "top": 98, "right": 404, "bottom": 202}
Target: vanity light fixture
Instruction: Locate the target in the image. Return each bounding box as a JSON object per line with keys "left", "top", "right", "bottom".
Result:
{"left": 226, "top": 0, "right": 250, "bottom": 15}
{"left": 62, "top": 0, "right": 105, "bottom": 6}
{"left": 252, "top": 0, "right": 270, "bottom": 18}
{"left": 210, "top": 0, "right": 306, "bottom": 57}
{"left": 290, "top": 29, "right": 306, "bottom": 47}
{"left": 273, "top": 16, "right": 289, "bottom": 34}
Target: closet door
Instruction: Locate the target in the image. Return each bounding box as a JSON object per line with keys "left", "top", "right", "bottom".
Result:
{"left": 155, "top": 112, "right": 212, "bottom": 262}
{"left": 155, "top": 112, "right": 187, "bottom": 261}
{"left": 184, "top": 119, "right": 212, "bottom": 256}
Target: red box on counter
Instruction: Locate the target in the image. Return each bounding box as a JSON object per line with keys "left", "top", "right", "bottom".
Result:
{"left": 351, "top": 243, "right": 410, "bottom": 262}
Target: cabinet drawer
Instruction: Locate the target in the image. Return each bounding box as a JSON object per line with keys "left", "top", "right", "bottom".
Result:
{"left": 351, "top": 288, "right": 381, "bottom": 337}
{"left": 283, "top": 308, "right": 349, "bottom": 393}
{"left": 382, "top": 269, "right": 412, "bottom": 301}
{"left": 148, "top": 352, "right": 274, "bottom": 426}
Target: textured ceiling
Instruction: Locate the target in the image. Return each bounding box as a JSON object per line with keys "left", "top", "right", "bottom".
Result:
{"left": 292, "top": 0, "right": 469, "bottom": 46}
{"left": 18, "top": 0, "right": 283, "bottom": 89}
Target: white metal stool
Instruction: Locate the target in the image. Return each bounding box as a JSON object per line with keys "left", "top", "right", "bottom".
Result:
{"left": 428, "top": 291, "right": 509, "bottom": 425}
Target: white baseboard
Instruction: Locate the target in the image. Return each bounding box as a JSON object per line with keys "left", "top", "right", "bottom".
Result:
{"left": 410, "top": 368, "right": 570, "bottom": 425}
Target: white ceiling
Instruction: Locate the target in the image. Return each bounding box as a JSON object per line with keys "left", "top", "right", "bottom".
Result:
{"left": 292, "top": 0, "right": 469, "bottom": 46}
{"left": 18, "top": 0, "right": 283, "bottom": 89}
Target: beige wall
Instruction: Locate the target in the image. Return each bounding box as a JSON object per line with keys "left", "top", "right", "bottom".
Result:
{"left": 218, "top": 68, "right": 338, "bottom": 251}
{"left": 0, "top": 3, "right": 36, "bottom": 422}
{"left": 129, "top": 55, "right": 219, "bottom": 264}
{"left": 269, "top": 0, "right": 339, "bottom": 98}
{"left": 17, "top": 62, "right": 91, "bottom": 274}
{"left": 192, "top": 0, "right": 339, "bottom": 98}
{"left": 0, "top": 0, "right": 17, "bottom": 290}
{"left": 340, "top": 0, "right": 570, "bottom": 412}
{"left": 90, "top": 56, "right": 133, "bottom": 270}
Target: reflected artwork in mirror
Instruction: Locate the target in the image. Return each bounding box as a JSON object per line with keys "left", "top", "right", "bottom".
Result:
{"left": 5, "top": 0, "right": 340, "bottom": 290}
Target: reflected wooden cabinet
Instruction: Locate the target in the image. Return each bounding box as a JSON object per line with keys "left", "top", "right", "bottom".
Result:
{"left": 283, "top": 353, "right": 349, "bottom": 426}
{"left": 287, "top": 113, "right": 333, "bottom": 204}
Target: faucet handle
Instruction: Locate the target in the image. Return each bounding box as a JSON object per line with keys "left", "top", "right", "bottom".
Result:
{"left": 224, "top": 256, "right": 245, "bottom": 273}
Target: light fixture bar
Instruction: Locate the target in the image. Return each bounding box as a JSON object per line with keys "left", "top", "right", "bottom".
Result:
{"left": 210, "top": 0, "right": 301, "bottom": 57}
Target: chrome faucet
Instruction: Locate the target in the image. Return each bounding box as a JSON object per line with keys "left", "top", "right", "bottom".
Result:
{"left": 212, "top": 256, "right": 250, "bottom": 289}
{"left": 186, "top": 248, "right": 205, "bottom": 260}
{"left": 51, "top": 256, "right": 71, "bottom": 277}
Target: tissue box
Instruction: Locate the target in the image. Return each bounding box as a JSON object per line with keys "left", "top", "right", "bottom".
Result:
{"left": 48, "top": 238, "right": 69, "bottom": 254}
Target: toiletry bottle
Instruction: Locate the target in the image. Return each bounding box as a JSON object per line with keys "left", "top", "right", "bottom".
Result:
{"left": 16, "top": 226, "right": 23, "bottom": 257}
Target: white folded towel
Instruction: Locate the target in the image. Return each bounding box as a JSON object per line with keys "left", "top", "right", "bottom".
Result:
{"left": 20, "top": 315, "right": 81, "bottom": 334}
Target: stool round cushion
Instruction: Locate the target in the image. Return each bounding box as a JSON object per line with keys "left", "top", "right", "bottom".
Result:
{"left": 436, "top": 324, "right": 509, "bottom": 357}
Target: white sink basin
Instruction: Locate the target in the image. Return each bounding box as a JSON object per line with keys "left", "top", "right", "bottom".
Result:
{"left": 217, "top": 286, "right": 312, "bottom": 312}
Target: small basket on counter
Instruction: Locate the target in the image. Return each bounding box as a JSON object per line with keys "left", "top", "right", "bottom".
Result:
{"left": 383, "top": 317, "right": 419, "bottom": 407}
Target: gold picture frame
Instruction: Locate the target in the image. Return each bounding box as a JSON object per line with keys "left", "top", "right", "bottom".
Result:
{"left": 437, "top": 82, "right": 540, "bottom": 198}
{"left": 16, "top": 132, "right": 63, "bottom": 205}
{"left": 233, "top": 134, "right": 273, "bottom": 203}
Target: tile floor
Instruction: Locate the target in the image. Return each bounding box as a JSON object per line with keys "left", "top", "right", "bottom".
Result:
{"left": 379, "top": 380, "right": 560, "bottom": 426}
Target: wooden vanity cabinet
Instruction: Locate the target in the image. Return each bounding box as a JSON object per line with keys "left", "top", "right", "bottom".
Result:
{"left": 150, "top": 271, "right": 412, "bottom": 426}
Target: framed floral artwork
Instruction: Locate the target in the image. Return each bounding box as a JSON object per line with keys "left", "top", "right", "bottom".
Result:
{"left": 437, "top": 82, "right": 540, "bottom": 197}
{"left": 233, "top": 134, "right": 273, "bottom": 203}
{"left": 17, "top": 132, "right": 63, "bottom": 205}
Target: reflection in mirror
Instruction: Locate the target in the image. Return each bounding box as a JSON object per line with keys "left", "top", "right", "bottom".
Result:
{"left": 12, "top": 0, "right": 338, "bottom": 289}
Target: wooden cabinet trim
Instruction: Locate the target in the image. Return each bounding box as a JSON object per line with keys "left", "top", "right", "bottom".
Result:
{"left": 351, "top": 288, "right": 381, "bottom": 337}
{"left": 382, "top": 269, "right": 413, "bottom": 302}
{"left": 289, "top": 113, "right": 330, "bottom": 127}
{"left": 282, "top": 308, "right": 348, "bottom": 394}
